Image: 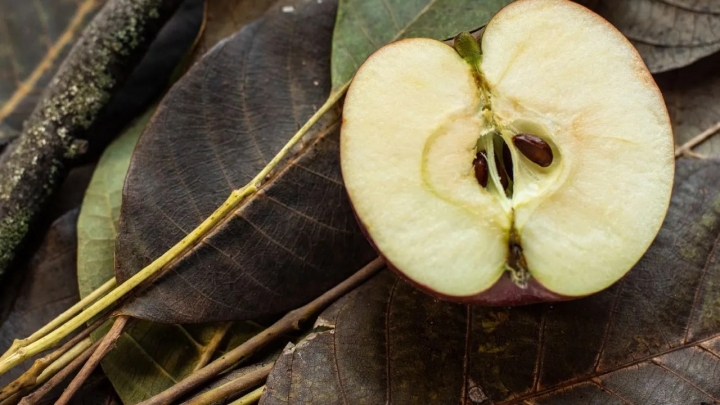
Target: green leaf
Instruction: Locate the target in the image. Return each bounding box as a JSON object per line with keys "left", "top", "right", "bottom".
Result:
{"left": 77, "top": 111, "right": 265, "bottom": 404}
{"left": 0, "top": 0, "right": 103, "bottom": 145}
{"left": 330, "top": 0, "right": 513, "bottom": 90}
{"left": 261, "top": 159, "right": 720, "bottom": 404}
{"left": 77, "top": 112, "right": 147, "bottom": 297}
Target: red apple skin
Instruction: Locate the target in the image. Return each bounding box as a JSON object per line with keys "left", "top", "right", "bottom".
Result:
{"left": 388, "top": 260, "right": 572, "bottom": 307}
{"left": 349, "top": 206, "right": 574, "bottom": 306}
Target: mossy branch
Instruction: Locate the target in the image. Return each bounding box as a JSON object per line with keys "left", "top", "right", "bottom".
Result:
{"left": 0, "top": 0, "right": 184, "bottom": 282}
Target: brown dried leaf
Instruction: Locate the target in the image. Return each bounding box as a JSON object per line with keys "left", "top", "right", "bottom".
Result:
{"left": 261, "top": 159, "right": 720, "bottom": 405}
{"left": 595, "top": 0, "right": 720, "bottom": 73}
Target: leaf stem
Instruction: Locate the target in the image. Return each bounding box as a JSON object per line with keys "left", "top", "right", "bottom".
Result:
{"left": 184, "top": 363, "right": 271, "bottom": 405}
{"left": 228, "top": 385, "right": 265, "bottom": 405}
{"left": 0, "top": 84, "right": 351, "bottom": 378}
{"left": 138, "top": 257, "right": 384, "bottom": 405}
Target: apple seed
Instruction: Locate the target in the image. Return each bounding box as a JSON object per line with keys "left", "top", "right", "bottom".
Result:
{"left": 513, "top": 133, "right": 553, "bottom": 167}
{"left": 473, "top": 152, "right": 489, "bottom": 188}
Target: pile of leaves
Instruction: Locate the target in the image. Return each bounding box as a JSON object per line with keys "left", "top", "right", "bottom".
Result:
{"left": 1, "top": 0, "right": 720, "bottom": 404}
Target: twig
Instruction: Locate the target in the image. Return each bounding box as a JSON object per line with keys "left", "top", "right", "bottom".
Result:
{"left": 228, "top": 386, "right": 265, "bottom": 405}
{"left": 55, "top": 316, "right": 131, "bottom": 405}
{"left": 0, "top": 337, "right": 94, "bottom": 405}
{"left": 17, "top": 339, "right": 101, "bottom": 405}
{"left": 0, "top": 316, "right": 106, "bottom": 400}
{"left": 194, "top": 321, "right": 233, "bottom": 371}
{"left": 0, "top": 0, "right": 185, "bottom": 284}
{"left": 0, "top": 278, "right": 115, "bottom": 362}
{"left": 675, "top": 121, "right": 720, "bottom": 157}
{"left": 138, "top": 256, "right": 385, "bottom": 405}
{"left": 0, "top": 85, "right": 348, "bottom": 377}
{"left": 184, "top": 363, "right": 271, "bottom": 405}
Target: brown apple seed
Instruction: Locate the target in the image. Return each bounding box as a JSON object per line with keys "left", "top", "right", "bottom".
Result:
{"left": 513, "top": 133, "right": 553, "bottom": 167}
{"left": 473, "top": 152, "right": 488, "bottom": 188}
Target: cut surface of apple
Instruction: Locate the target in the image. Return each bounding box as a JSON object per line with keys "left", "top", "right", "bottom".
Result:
{"left": 340, "top": 0, "right": 674, "bottom": 303}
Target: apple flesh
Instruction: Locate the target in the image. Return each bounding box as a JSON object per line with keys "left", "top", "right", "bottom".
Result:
{"left": 340, "top": 0, "right": 674, "bottom": 305}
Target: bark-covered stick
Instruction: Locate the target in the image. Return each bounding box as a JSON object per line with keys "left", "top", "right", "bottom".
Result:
{"left": 0, "top": 0, "right": 184, "bottom": 281}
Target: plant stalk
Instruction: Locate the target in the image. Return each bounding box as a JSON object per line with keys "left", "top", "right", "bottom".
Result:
{"left": 17, "top": 339, "right": 101, "bottom": 405}
{"left": 184, "top": 363, "right": 271, "bottom": 405}
{"left": 0, "top": 86, "right": 348, "bottom": 377}
{"left": 55, "top": 316, "right": 131, "bottom": 405}
{"left": 228, "top": 385, "right": 265, "bottom": 405}
{"left": 0, "top": 277, "right": 115, "bottom": 363}
{"left": 138, "top": 256, "right": 384, "bottom": 405}
{"left": 0, "top": 316, "right": 106, "bottom": 400}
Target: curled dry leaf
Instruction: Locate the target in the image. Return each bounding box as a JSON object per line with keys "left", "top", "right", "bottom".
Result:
{"left": 260, "top": 159, "right": 720, "bottom": 405}
{"left": 595, "top": 0, "right": 720, "bottom": 73}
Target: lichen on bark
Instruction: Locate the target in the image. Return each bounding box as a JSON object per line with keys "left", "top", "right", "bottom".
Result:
{"left": 0, "top": 0, "right": 184, "bottom": 281}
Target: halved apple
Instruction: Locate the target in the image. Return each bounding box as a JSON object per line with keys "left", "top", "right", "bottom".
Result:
{"left": 340, "top": 0, "right": 674, "bottom": 305}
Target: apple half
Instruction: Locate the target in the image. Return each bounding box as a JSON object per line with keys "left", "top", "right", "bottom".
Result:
{"left": 340, "top": 0, "right": 674, "bottom": 305}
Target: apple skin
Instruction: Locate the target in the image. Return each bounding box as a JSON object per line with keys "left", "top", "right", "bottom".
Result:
{"left": 349, "top": 205, "right": 571, "bottom": 306}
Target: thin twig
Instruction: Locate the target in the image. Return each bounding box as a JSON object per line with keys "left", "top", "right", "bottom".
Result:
{"left": 2, "top": 339, "right": 94, "bottom": 405}
{"left": 0, "top": 316, "right": 106, "bottom": 400}
{"left": 16, "top": 339, "right": 101, "bottom": 405}
{"left": 228, "top": 385, "right": 265, "bottom": 405}
{"left": 138, "top": 257, "right": 384, "bottom": 405}
{"left": 55, "top": 316, "right": 131, "bottom": 405}
{"left": 184, "top": 363, "right": 271, "bottom": 405}
{"left": 0, "top": 278, "right": 116, "bottom": 363}
{"left": 675, "top": 121, "right": 720, "bottom": 157}
{"left": 0, "top": 86, "right": 348, "bottom": 378}
{"left": 194, "top": 321, "right": 233, "bottom": 371}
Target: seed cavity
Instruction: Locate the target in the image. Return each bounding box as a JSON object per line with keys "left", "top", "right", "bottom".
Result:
{"left": 473, "top": 151, "right": 489, "bottom": 188}
{"left": 495, "top": 148, "right": 509, "bottom": 190}
{"left": 513, "top": 133, "right": 553, "bottom": 167}
{"left": 502, "top": 142, "right": 514, "bottom": 180}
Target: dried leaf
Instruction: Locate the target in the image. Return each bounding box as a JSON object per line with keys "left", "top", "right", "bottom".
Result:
{"left": 115, "top": 0, "right": 519, "bottom": 325}
{"left": 0, "top": 0, "right": 103, "bottom": 141}
{"left": 595, "top": 0, "right": 720, "bottom": 73}
{"left": 113, "top": 0, "right": 374, "bottom": 324}
{"left": 261, "top": 158, "right": 720, "bottom": 405}
{"left": 0, "top": 210, "right": 79, "bottom": 386}
{"left": 657, "top": 52, "right": 720, "bottom": 157}
{"left": 661, "top": 0, "right": 720, "bottom": 14}
{"left": 77, "top": 110, "right": 267, "bottom": 404}
{"left": 191, "top": 0, "right": 276, "bottom": 59}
